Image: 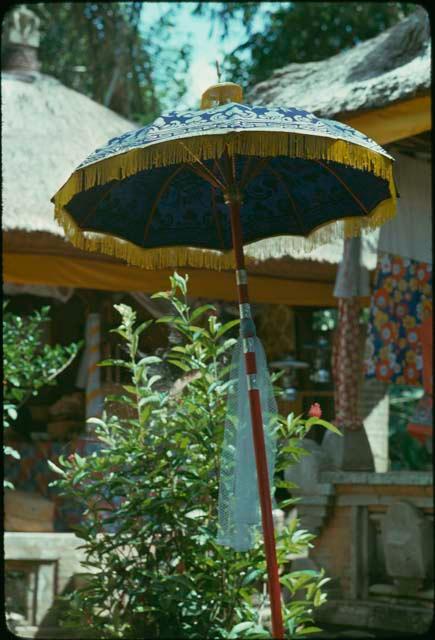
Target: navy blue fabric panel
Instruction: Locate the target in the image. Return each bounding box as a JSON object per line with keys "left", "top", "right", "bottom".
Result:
{"left": 65, "top": 156, "right": 390, "bottom": 251}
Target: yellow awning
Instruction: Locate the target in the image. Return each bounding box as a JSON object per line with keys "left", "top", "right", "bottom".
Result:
{"left": 343, "top": 95, "right": 431, "bottom": 145}
{"left": 3, "top": 252, "right": 352, "bottom": 307}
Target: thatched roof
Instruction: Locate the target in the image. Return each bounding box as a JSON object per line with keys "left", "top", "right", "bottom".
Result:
{"left": 2, "top": 70, "right": 136, "bottom": 237}
{"left": 247, "top": 7, "right": 430, "bottom": 119}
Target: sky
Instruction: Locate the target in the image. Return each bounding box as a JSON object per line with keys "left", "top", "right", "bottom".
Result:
{"left": 141, "top": 2, "right": 273, "bottom": 109}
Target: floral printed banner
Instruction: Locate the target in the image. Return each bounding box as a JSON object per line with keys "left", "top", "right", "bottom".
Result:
{"left": 364, "top": 253, "right": 432, "bottom": 385}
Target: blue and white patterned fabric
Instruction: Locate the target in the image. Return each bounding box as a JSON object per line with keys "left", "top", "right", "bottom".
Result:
{"left": 56, "top": 102, "right": 395, "bottom": 253}
{"left": 78, "top": 104, "right": 389, "bottom": 169}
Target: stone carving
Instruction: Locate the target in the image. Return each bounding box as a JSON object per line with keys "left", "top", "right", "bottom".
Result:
{"left": 4, "top": 6, "right": 41, "bottom": 48}
{"left": 2, "top": 7, "right": 41, "bottom": 73}
{"left": 382, "top": 500, "right": 433, "bottom": 594}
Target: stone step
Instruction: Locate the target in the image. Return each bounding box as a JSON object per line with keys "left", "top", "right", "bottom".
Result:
{"left": 13, "top": 626, "right": 83, "bottom": 639}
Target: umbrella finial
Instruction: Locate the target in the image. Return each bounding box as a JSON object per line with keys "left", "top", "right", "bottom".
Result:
{"left": 216, "top": 59, "right": 222, "bottom": 83}
{"left": 200, "top": 80, "right": 243, "bottom": 109}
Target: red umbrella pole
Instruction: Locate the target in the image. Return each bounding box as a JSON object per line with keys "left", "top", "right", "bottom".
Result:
{"left": 227, "top": 196, "right": 284, "bottom": 639}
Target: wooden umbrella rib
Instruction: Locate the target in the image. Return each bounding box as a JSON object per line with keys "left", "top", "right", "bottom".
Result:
{"left": 264, "top": 165, "right": 306, "bottom": 236}
{"left": 214, "top": 159, "right": 227, "bottom": 185}
{"left": 177, "top": 140, "right": 227, "bottom": 191}
{"left": 239, "top": 157, "right": 271, "bottom": 191}
{"left": 315, "top": 160, "right": 369, "bottom": 215}
{"left": 218, "top": 148, "right": 235, "bottom": 192}
{"left": 211, "top": 184, "right": 225, "bottom": 250}
{"left": 79, "top": 180, "right": 121, "bottom": 227}
{"left": 143, "top": 164, "right": 187, "bottom": 242}
{"left": 187, "top": 163, "right": 224, "bottom": 190}
{"left": 239, "top": 156, "right": 254, "bottom": 188}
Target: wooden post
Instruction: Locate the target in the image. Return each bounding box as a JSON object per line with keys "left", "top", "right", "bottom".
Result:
{"left": 227, "top": 195, "right": 284, "bottom": 639}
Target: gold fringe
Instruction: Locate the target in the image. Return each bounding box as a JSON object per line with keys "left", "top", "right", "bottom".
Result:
{"left": 53, "top": 130, "right": 397, "bottom": 270}
{"left": 54, "top": 207, "right": 236, "bottom": 270}
{"left": 245, "top": 196, "right": 395, "bottom": 261}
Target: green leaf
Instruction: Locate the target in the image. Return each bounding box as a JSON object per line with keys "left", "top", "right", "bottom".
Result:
{"left": 185, "top": 509, "right": 207, "bottom": 519}
{"left": 229, "top": 621, "right": 255, "bottom": 636}
{"left": 47, "top": 460, "right": 66, "bottom": 477}
{"left": 134, "top": 320, "right": 153, "bottom": 337}
{"left": 291, "top": 570, "right": 319, "bottom": 578}
{"left": 170, "top": 346, "right": 188, "bottom": 354}
{"left": 216, "top": 319, "right": 240, "bottom": 338}
{"left": 137, "top": 356, "right": 162, "bottom": 366}
{"left": 275, "top": 478, "right": 299, "bottom": 489}
{"left": 6, "top": 407, "right": 18, "bottom": 420}
{"left": 148, "top": 374, "right": 162, "bottom": 388}
{"left": 191, "top": 304, "right": 215, "bottom": 322}
{"left": 122, "top": 385, "right": 137, "bottom": 395}
{"left": 279, "top": 497, "right": 301, "bottom": 508}
{"left": 87, "top": 417, "right": 106, "bottom": 427}
{"left": 171, "top": 271, "right": 188, "bottom": 295}
{"left": 241, "top": 568, "right": 263, "bottom": 586}
{"left": 4, "top": 446, "right": 20, "bottom": 459}
{"left": 168, "top": 359, "right": 191, "bottom": 372}
{"left": 97, "top": 359, "right": 131, "bottom": 368}
{"left": 138, "top": 394, "right": 160, "bottom": 406}
{"left": 156, "top": 315, "right": 177, "bottom": 324}
{"left": 305, "top": 417, "right": 342, "bottom": 436}
{"left": 150, "top": 290, "right": 171, "bottom": 300}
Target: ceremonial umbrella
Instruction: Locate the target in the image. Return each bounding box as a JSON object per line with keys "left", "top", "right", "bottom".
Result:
{"left": 52, "top": 82, "right": 396, "bottom": 638}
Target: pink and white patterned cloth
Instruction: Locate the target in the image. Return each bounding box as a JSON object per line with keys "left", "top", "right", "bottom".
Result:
{"left": 332, "top": 237, "right": 366, "bottom": 431}
{"left": 332, "top": 297, "right": 364, "bottom": 431}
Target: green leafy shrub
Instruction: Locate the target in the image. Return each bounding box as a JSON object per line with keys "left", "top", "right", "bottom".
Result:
{"left": 388, "top": 385, "right": 429, "bottom": 470}
{"left": 50, "top": 274, "right": 340, "bottom": 638}
{"left": 3, "top": 302, "right": 80, "bottom": 488}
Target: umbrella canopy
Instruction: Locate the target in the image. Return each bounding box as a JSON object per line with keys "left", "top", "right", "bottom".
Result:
{"left": 53, "top": 94, "right": 396, "bottom": 269}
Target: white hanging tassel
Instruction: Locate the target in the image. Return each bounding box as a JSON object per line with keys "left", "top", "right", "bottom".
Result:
{"left": 217, "top": 335, "right": 278, "bottom": 551}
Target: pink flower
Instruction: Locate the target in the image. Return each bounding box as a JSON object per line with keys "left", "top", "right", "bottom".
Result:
{"left": 308, "top": 403, "right": 322, "bottom": 418}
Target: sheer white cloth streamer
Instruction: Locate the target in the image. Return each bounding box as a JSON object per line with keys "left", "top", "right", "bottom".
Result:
{"left": 217, "top": 336, "right": 278, "bottom": 551}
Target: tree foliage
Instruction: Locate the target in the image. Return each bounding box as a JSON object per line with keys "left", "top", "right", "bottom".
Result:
{"left": 29, "top": 2, "right": 191, "bottom": 123}
{"left": 49, "top": 273, "right": 340, "bottom": 638}
{"left": 194, "top": 2, "right": 417, "bottom": 88}
{"left": 388, "top": 385, "right": 430, "bottom": 470}
{"left": 3, "top": 303, "right": 80, "bottom": 488}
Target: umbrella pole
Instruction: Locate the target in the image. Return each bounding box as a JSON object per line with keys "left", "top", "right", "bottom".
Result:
{"left": 227, "top": 196, "right": 285, "bottom": 639}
